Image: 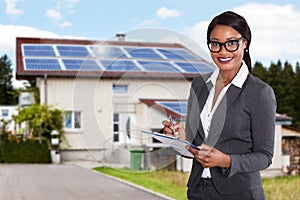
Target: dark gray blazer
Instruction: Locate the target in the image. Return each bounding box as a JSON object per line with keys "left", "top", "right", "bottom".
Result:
{"left": 185, "top": 73, "right": 276, "bottom": 195}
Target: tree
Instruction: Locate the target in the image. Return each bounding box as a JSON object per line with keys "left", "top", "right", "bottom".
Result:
{"left": 280, "top": 61, "right": 296, "bottom": 117}
{"left": 267, "top": 60, "right": 285, "bottom": 114}
{"left": 14, "top": 104, "right": 64, "bottom": 140}
{"left": 293, "top": 65, "right": 300, "bottom": 128}
{"left": 252, "top": 61, "right": 268, "bottom": 81}
{"left": 0, "top": 54, "right": 17, "bottom": 105}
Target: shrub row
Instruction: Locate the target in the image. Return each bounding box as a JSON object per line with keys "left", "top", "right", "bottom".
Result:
{"left": 0, "top": 138, "right": 51, "bottom": 163}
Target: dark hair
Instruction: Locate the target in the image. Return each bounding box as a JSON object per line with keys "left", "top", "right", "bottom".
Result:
{"left": 207, "top": 11, "right": 252, "bottom": 72}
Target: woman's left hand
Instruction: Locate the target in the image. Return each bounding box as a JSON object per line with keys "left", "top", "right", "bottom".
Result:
{"left": 187, "top": 144, "right": 231, "bottom": 168}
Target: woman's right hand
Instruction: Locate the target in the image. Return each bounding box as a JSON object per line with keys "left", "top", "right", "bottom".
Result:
{"left": 162, "top": 119, "right": 186, "bottom": 140}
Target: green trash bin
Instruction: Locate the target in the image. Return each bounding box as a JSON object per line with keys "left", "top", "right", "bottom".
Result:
{"left": 130, "top": 149, "right": 144, "bottom": 170}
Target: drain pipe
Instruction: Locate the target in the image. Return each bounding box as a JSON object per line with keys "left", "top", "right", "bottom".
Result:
{"left": 44, "top": 74, "right": 48, "bottom": 105}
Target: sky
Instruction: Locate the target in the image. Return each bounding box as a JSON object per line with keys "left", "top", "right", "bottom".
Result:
{"left": 1, "top": 0, "right": 300, "bottom": 86}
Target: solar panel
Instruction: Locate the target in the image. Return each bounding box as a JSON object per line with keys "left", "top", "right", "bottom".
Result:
{"left": 24, "top": 58, "right": 61, "bottom": 70}
{"left": 56, "top": 45, "right": 90, "bottom": 57}
{"left": 91, "top": 46, "right": 127, "bottom": 59}
{"left": 138, "top": 61, "right": 180, "bottom": 73}
{"left": 125, "top": 47, "right": 162, "bottom": 59}
{"left": 156, "top": 101, "right": 188, "bottom": 116}
{"left": 21, "top": 40, "right": 215, "bottom": 76}
{"left": 23, "top": 45, "right": 56, "bottom": 57}
{"left": 100, "top": 60, "right": 141, "bottom": 71}
{"left": 157, "top": 48, "right": 199, "bottom": 61}
{"left": 175, "top": 62, "right": 215, "bottom": 73}
{"left": 62, "top": 59, "right": 101, "bottom": 71}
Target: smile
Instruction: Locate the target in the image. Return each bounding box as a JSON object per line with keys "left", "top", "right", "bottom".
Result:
{"left": 218, "top": 57, "right": 233, "bottom": 63}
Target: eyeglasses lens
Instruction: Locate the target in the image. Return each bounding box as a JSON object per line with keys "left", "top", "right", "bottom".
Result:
{"left": 208, "top": 38, "right": 243, "bottom": 53}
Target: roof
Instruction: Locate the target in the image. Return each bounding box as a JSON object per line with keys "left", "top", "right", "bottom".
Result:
{"left": 140, "top": 99, "right": 187, "bottom": 119}
{"left": 275, "top": 113, "right": 292, "bottom": 125}
{"left": 282, "top": 126, "right": 300, "bottom": 137}
{"left": 16, "top": 37, "right": 215, "bottom": 80}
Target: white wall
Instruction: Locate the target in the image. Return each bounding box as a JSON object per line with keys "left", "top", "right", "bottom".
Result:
{"left": 38, "top": 76, "right": 191, "bottom": 150}
{"left": 38, "top": 77, "right": 113, "bottom": 150}
{"left": 0, "top": 106, "right": 18, "bottom": 132}
{"left": 269, "top": 124, "right": 283, "bottom": 169}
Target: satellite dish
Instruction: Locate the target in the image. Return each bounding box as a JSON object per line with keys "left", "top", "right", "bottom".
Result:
{"left": 19, "top": 92, "right": 35, "bottom": 107}
{"left": 126, "top": 117, "right": 131, "bottom": 139}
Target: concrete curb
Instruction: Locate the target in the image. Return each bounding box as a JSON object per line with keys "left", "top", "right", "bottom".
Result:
{"left": 72, "top": 162, "right": 175, "bottom": 200}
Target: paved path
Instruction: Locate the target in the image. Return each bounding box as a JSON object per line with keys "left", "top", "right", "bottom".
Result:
{"left": 0, "top": 164, "right": 172, "bottom": 200}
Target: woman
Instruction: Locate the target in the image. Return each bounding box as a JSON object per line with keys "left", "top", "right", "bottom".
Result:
{"left": 163, "top": 11, "right": 276, "bottom": 199}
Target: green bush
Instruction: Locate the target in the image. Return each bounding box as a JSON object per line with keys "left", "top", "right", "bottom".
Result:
{"left": 0, "top": 138, "right": 51, "bottom": 163}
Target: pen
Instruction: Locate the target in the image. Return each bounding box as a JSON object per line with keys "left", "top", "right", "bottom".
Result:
{"left": 168, "top": 115, "right": 178, "bottom": 137}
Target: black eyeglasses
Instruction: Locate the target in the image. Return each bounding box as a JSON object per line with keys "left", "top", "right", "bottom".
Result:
{"left": 207, "top": 37, "right": 244, "bottom": 53}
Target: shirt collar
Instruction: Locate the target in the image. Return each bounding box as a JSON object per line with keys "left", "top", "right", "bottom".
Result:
{"left": 206, "top": 66, "right": 219, "bottom": 86}
{"left": 206, "top": 61, "right": 249, "bottom": 88}
{"left": 231, "top": 61, "right": 249, "bottom": 88}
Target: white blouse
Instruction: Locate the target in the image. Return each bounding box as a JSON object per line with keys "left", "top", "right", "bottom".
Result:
{"left": 200, "top": 62, "right": 249, "bottom": 178}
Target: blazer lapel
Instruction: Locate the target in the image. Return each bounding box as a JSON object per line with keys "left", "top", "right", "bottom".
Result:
{"left": 196, "top": 81, "right": 212, "bottom": 112}
{"left": 193, "top": 81, "right": 212, "bottom": 143}
{"left": 206, "top": 84, "right": 242, "bottom": 146}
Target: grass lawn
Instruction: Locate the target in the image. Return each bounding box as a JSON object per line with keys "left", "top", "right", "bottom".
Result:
{"left": 94, "top": 167, "right": 300, "bottom": 200}
{"left": 263, "top": 175, "right": 300, "bottom": 200}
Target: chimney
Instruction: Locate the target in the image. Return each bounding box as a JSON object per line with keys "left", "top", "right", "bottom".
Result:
{"left": 116, "top": 33, "right": 126, "bottom": 41}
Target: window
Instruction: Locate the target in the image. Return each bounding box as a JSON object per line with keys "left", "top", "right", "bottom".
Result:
{"left": 113, "top": 113, "right": 119, "bottom": 142}
{"left": 113, "top": 84, "right": 128, "bottom": 94}
{"left": 1, "top": 109, "right": 9, "bottom": 118}
{"left": 64, "top": 110, "right": 82, "bottom": 130}
{"left": 74, "top": 111, "right": 81, "bottom": 129}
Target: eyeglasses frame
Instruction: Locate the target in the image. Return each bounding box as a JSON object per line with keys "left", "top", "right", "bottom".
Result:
{"left": 207, "top": 37, "right": 244, "bottom": 53}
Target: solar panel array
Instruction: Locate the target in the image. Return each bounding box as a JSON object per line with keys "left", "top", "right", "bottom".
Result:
{"left": 22, "top": 43, "right": 214, "bottom": 74}
{"left": 156, "top": 101, "right": 188, "bottom": 116}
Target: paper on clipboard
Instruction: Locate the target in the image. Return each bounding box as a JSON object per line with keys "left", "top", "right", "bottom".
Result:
{"left": 142, "top": 131, "right": 201, "bottom": 158}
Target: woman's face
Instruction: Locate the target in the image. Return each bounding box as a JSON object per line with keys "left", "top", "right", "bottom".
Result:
{"left": 209, "top": 25, "right": 248, "bottom": 72}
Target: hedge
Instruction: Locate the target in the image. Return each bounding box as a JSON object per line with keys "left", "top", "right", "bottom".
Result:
{"left": 0, "top": 138, "right": 51, "bottom": 163}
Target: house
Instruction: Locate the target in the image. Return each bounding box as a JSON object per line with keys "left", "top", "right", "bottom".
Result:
{"left": 260, "top": 114, "right": 292, "bottom": 177}
{"left": 0, "top": 106, "right": 18, "bottom": 133}
{"left": 282, "top": 126, "right": 300, "bottom": 175}
{"left": 0, "top": 92, "right": 36, "bottom": 136}
{"left": 16, "top": 36, "right": 214, "bottom": 165}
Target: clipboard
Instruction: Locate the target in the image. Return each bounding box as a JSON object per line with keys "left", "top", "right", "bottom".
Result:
{"left": 142, "top": 131, "right": 201, "bottom": 158}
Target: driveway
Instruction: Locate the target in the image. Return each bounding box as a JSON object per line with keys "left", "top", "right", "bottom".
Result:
{"left": 0, "top": 164, "right": 172, "bottom": 200}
